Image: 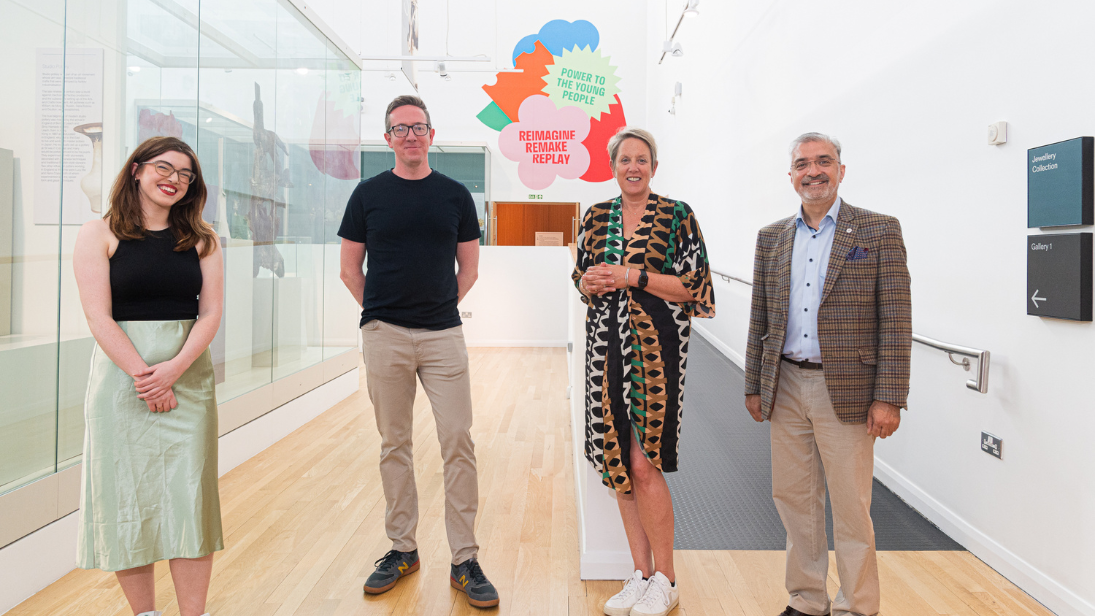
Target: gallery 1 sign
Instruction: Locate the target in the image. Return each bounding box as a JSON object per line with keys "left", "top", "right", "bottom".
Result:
{"left": 1026, "top": 232, "right": 1092, "bottom": 321}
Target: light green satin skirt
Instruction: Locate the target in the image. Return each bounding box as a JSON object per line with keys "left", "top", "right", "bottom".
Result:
{"left": 77, "top": 320, "right": 224, "bottom": 572}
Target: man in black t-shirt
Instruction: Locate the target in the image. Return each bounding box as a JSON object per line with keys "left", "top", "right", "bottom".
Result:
{"left": 338, "top": 95, "right": 498, "bottom": 608}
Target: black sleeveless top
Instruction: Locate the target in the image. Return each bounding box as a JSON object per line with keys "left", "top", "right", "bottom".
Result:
{"left": 110, "top": 228, "right": 202, "bottom": 321}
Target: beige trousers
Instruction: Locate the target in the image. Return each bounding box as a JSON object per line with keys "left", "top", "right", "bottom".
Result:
{"left": 360, "top": 319, "right": 479, "bottom": 565}
{"left": 771, "top": 362, "right": 879, "bottom": 616}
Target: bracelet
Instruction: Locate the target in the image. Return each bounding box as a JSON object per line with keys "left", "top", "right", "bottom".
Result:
{"left": 624, "top": 269, "right": 631, "bottom": 287}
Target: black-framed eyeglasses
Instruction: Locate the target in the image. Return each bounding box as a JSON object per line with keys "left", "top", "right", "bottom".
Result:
{"left": 138, "top": 160, "right": 197, "bottom": 184}
{"left": 388, "top": 123, "right": 431, "bottom": 138}
{"left": 791, "top": 158, "right": 839, "bottom": 172}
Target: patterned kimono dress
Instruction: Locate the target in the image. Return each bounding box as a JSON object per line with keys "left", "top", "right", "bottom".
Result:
{"left": 572, "top": 193, "right": 715, "bottom": 494}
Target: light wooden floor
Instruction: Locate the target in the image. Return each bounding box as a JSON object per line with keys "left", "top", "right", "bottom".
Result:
{"left": 12, "top": 348, "right": 1052, "bottom": 616}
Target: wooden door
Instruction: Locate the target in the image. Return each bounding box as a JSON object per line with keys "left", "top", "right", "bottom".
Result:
{"left": 494, "top": 202, "right": 579, "bottom": 246}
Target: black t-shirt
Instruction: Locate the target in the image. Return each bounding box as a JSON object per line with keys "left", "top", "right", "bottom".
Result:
{"left": 338, "top": 169, "right": 481, "bottom": 330}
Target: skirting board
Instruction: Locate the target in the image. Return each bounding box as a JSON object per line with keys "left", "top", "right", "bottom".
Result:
{"left": 464, "top": 340, "right": 567, "bottom": 347}
{"left": 874, "top": 457, "right": 1093, "bottom": 616}
{"left": 0, "top": 512, "right": 79, "bottom": 615}
{"left": 692, "top": 324, "right": 745, "bottom": 369}
{"left": 0, "top": 369, "right": 359, "bottom": 615}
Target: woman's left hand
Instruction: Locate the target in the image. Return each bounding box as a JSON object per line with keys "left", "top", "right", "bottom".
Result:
{"left": 135, "top": 359, "right": 186, "bottom": 400}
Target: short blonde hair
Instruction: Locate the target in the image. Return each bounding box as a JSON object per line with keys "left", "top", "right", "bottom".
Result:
{"left": 607, "top": 127, "right": 658, "bottom": 171}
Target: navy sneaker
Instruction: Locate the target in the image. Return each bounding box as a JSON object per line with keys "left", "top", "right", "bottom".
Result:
{"left": 363, "top": 549, "right": 419, "bottom": 594}
{"left": 450, "top": 558, "right": 500, "bottom": 608}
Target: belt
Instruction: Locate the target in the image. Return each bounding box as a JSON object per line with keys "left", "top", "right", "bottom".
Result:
{"left": 781, "top": 355, "right": 823, "bottom": 370}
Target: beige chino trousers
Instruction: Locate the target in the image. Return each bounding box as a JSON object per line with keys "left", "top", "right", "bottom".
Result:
{"left": 361, "top": 319, "right": 479, "bottom": 565}
{"left": 771, "top": 362, "right": 880, "bottom": 616}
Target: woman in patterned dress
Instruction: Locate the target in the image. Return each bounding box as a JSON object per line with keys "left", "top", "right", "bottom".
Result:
{"left": 573, "top": 128, "right": 715, "bottom": 616}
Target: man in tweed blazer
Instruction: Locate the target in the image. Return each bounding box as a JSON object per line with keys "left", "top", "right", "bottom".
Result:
{"left": 744, "top": 133, "right": 911, "bottom": 616}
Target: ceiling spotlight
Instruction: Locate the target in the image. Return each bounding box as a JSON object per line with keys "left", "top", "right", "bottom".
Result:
{"left": 387, "top": 72, "right": 397, "bottom": 81}
{"left": 684, "top": 0, "right": 700, "bottom": 16}
{"left": 663, "top": 41, "right": 684, "bottom": 57}
{"left": 296, "top": 67, "right": 309, "bottom": 75}
{"left": 436, "top": 61, "right": 449, "bottom": 80}
{"left": 205, "top": 117, "right": 213, "bottom": 123}
{"left": 127, "top": 66, "right": 141, "bottom": 73}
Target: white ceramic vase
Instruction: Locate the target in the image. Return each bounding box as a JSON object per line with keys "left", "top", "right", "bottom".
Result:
{"left": 74, "top": 122, "right": 103, "bottom": 213}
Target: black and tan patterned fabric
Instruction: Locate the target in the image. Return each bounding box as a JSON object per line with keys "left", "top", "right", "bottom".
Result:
{"left": 744, "top": 201, "right": 912, "bottom": 424}
{"left": 572, "top": 193, "right": 715, "bottom": 494}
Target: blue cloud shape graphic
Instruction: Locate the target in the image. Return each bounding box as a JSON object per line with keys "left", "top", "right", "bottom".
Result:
{"left": 511, "top": 19, "right": 600, "bottom": 64}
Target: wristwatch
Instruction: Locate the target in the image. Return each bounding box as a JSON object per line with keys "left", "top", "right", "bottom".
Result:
{"left": 636, "top": 270, "right": 649, "bottom": 290}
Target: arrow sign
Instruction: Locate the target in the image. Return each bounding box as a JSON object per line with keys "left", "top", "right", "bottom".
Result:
{"left": 1031, "top": 290, "right": 1046, "bottom": 308}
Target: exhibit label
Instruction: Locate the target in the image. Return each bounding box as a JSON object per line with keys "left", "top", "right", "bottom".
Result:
{"left": 34, "top": 48, "right": 103, "bottom": 225}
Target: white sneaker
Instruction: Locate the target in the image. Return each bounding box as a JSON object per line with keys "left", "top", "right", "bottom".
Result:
{"left": 603, "top": 570, "right": 649, "bottom": 616}
{"left": 630, "top": 571, "right": 679, "bottom": 616}
{"left": 135, "top": 612, "right": 162, "bottom": 616}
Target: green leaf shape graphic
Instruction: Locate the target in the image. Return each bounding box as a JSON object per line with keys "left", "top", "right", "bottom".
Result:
{"left": 477, "top": 101, "right": 513, "bottom": 131}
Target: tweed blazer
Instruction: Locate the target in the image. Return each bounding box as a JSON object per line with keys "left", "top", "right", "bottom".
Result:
{"left": 744, "top": 201, "right": 912, "bottom": 424}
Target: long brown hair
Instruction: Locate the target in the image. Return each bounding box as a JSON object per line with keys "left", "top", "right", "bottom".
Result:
{"left": 106, "top": 136, "right": 217, "bottom": 258}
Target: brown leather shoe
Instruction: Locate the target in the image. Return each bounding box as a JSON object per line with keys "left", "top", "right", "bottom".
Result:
{"left": 779, "top": 607, "right": 830, "bottom": 616}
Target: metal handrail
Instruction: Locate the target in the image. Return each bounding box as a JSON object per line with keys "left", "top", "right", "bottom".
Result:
{"left": 911, "top": 334, "right": 990, "bottom": 394}
{"left": 711, "top": 268, "right": 753, "bottom": 287}
{"left": 710, "top": 268, "right": 991, "bottom": 394}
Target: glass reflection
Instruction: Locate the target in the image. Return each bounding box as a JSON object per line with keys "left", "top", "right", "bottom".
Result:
{"left": 0, "top": 0, "right": 361, "bottom": 497}
{"left": 323, "top": 42, "right": 362, "bottom": 360}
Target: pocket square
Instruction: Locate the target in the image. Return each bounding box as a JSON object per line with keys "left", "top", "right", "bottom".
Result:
{"left": 846, "top": 246, "right": 870, "bottom": 261}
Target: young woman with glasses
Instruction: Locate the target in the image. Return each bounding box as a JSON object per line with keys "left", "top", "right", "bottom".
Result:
{"left": 72, "top": 136, "right": 224, "bottom": 616}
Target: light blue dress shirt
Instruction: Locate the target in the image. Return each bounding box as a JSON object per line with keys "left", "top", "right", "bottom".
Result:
{"left": 783, "top": 197, "right": 842, "bottom": 362}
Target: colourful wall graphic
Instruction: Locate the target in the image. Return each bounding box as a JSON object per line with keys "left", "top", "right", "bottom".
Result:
{"left": 478, "top": 20, "right": 626, "bottom": 190}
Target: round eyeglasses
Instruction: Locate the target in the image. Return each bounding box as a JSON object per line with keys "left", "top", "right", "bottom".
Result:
{"left": 138, "top": 161, "right": 196, "bottom": 184}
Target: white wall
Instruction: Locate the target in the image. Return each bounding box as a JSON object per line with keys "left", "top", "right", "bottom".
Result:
{"left": 460, "top": 246, "right": 570, "bottom": 346}
{"left": 642, "top": 1, "right": 1095, "bottom": 614}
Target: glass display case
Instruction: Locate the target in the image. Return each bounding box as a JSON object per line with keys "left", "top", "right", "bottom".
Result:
{"left": 0, "top": 0, "right": 362, "bottom": 501}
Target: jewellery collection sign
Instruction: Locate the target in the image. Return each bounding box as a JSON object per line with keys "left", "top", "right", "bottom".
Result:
{"left": 1027, "top": 137, "right": 1094, "bottom": 321}
{"left": 1027, "top": 137, "right": 1093, "bottom": 227}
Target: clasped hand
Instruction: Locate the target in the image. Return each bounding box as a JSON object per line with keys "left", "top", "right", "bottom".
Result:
{"left": 581, "top": 263, "right": 629, "bottom": 296}
{"left": 133, "top": 360, "right": 184, "bottom": 413}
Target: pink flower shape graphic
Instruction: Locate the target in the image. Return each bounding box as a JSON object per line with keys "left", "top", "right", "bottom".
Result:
{"left": 499, "top": 96, "right": 590, "bottom": 190}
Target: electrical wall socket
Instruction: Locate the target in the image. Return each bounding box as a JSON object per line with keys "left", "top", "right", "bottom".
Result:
{"left": 460, "top": 311, "right": 472, "bottom": 318}
{"left": 981, "top": 431, "right": 1002, "bottom": 459}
